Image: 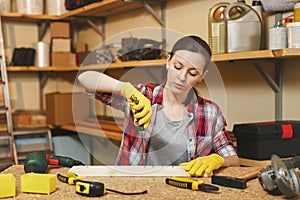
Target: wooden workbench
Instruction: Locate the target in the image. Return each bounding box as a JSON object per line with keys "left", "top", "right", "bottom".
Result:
{"left": 1, "top": 165, "right": 291, "bottom": 199}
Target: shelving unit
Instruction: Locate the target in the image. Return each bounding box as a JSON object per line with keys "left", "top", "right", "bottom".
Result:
{"left": 214, "top": 48, "right": 300, "bottom": 121}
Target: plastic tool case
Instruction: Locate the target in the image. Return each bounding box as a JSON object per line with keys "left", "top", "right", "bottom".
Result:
{"left": 65, "top": 0, "right": 102, "bottom": 10}
{"left": 233, "top": 121, "right": 300, "bottom": 160}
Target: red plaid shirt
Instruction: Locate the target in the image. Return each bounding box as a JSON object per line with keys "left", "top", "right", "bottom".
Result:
{"left": 95, "top": 83, "right": 237, "bottom": 165}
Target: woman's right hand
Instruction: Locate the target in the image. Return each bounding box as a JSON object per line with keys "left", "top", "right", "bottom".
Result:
{"left": 120, "top": 82, "right": 151, "bottom": 128}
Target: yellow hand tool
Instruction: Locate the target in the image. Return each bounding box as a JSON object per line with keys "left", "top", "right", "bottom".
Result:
{"left": 165, "top": 177, "right": 219, "bottom": 192}
{"left": 57, "top": 172, "right": 82, "bottom": 185}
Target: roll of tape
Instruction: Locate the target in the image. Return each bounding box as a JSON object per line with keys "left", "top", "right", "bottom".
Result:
{"left": 34, "top": 42, "right": 50, "bottom": 67}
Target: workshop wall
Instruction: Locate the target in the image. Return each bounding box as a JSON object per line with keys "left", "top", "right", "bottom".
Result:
{"left": 77, "top": 0, "right": 300, "bottom": 130}
{"left": 4, "top": 0, "right": 300, "bottom": 131}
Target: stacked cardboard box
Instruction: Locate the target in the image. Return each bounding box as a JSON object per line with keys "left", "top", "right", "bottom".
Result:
{"left": 50, "top": 22, "right": 76, "bottom": 67}
{"left": 45, "top": 92, "right": 90, "bottom": 126}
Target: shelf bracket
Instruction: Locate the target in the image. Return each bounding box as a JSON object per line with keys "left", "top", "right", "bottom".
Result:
{"left": 124, "top": 0, "right": 167, "bottom": 52}
{"left": 253, "top": 62, "right": 280, "bottom": 93}
{"left": 38, "top": 72, "right": 49, "bottom": 111}
{"left": 253, "top": 60, "right": 283, "bottom": 120}
{"left": 37, "top": 21, "right": 49, "bottom": 41}
{"left": 86, "top": 18, "right": 106, "bottom": 39}
{"left": 141, "top": 2, "right": 165, "bottom": 26}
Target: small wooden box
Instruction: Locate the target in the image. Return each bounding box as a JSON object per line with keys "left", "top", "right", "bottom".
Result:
{"left": 21, "top": 173, "right": 56, "bottom": 195}
{"left": 0, "top": 174, "right": 16, "bottom": 198}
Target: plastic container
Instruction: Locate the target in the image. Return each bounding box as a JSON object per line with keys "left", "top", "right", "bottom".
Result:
{"left": 0, "top": 0, "right": 11, "bottom": 13}
{"left": 283, "top": 18, "right": 293, "bottom": 27}
{"left": 287, "top": 22, "right": 300, "bottom": 48}
{"left": 268, "top": 26, "right": 287, "bottom": 50}
{"left": 225, "top": 2, "right": 262, "bottom": 52}
{"left": 208, "top": 2, "right": 229, "bottom": 54}
{"left": 16, "top": 0, "right": 44, "bottom": 15}
{"left": 294, "top": 1, "right": 300, "bottom": 22}
{"left": 34, "top": 42, "right": 50, "bottom": 67}
{"left": 46, "top": 0, "right": 67, "bottom": 16}
{"left": 252, "top": 0, "right": 263, "bottom": 20}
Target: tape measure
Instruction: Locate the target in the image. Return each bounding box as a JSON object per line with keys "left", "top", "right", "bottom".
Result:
{"left": 57, "top": 173, "right": 147, "bottom": 197}
{"left": 76, "top": 180, "right": 106, "bottom": 197}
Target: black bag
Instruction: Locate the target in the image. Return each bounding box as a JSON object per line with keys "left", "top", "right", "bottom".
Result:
{"left": 118, "top": 38, "right": 162, "bottom": 61}
{"left": 12, "top": 48, "right": 35, "bottom": 66}
{"left": 65, "top": 0, "right": 102, "bottom": 10}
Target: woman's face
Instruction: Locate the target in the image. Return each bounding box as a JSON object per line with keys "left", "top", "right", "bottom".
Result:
{"left": 166, "top": 50, "right": 207, "bottom": 96}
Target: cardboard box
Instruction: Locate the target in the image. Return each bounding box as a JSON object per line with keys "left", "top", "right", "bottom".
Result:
{"left": 51, "top": 38, "right": 71, "bottom": 52}
{"left": 45, "top": 92, "right": 90, "bottom": 126}
{"left": 51, "top": 52, "right": 76, "bottom": 67}
{"left": 50, "top": 22, "right": 70, "bottom": 38}
{"left": 76, "top": 41, "right": 87, "bottom": 53}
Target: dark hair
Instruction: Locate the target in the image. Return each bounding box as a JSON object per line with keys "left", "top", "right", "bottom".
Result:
{"left": 169, "top": 35, "right": 211, "bottom": 106}
{"left": 169, "top": 35, "right": 212, "bottom": 71}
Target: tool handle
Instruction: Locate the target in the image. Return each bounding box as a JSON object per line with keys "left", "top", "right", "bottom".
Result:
{"left": 47, "top": 154, "right": 74, "bottom": 167}
{"left": 166, "top": 178, "right": 193, "bottom": 190}
{"left": 235, "top": 168, "right": 261, "bottom": 180}
{"left": 47, "top": 154, "right": 84, "bottom": 167}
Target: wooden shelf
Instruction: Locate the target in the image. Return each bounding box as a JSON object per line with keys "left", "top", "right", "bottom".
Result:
{"left": 60, "top": 118, "right": 123, "bottom": 141}
{"left": 58, "top": 0, "right": 145, "bottom": 19}
{"left": 7, "top": 48, "right": 300, "bottom": 72}
{"left": 212, "top": 48, "right": 300, "bottom": 62}
{"left": 0, "top": 0, "right": 155, "bottom": 21}
{"left": 7, "top": 59, "right": 166, "bottom": 72}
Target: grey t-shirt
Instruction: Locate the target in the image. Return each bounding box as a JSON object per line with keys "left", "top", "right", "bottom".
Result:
{"left": 146, "top": 109, "right": 191, "bottom": 165}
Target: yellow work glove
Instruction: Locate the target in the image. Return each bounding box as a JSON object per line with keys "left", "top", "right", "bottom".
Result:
{"left": 180, "top": 154, "right": 224, "bottom": 177}
{"left": 120, "top": 82, "right": 151, "bottom": 128}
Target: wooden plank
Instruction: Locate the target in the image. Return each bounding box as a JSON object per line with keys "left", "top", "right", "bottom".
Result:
{"left": 7, "top": 59, "right": 166, "bottom": 72}
{"left": 212, "top": 50, "right": 275, "bottom": 62}
{"left": 61, "top": 124, "right": 123, "bottom": 141}
{"left": 239, "top": 158, "right": 271, "bottom": 168}
{"left": 79, "top": 59, "right": 166, "bottom": 70}
{"left": 272, "top": 48, "right": 300, "bottom": 58}
{"left": 58, "top": 0, "right": 143, "bottom": 19}
{"left": 76, "top": 119, "right": 123, "bottom": 132}
{"left": 0, "top": 12, "right": 58, "bottom": 21}
{"left": 69, "top": 165, "right": 190, "bottom": 177}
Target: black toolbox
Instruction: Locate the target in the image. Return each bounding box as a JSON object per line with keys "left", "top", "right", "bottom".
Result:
{"left": 233, "top": 121, "right": 300, "bottom": 160}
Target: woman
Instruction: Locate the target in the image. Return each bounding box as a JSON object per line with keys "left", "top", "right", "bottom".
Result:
{"left": 78, "top": 35, "right": 239, "bottom": 176}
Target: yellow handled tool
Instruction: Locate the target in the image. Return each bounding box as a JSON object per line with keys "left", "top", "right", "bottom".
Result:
{"left": 165, "top": 177, "right": 219, "bottom": 192}
{"left": 57, "top": 172, "right": 82, "bottom": 185}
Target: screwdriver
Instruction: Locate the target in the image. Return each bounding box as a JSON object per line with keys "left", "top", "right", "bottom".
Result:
{"left": 165, "top": 177, "right": 219, "bottom": 192}
{"left": 139, "top": 126, "right": 146, "bottom": 165}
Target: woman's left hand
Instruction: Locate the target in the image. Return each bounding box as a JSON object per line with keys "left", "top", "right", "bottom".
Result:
{"left": 180, "top": 154, "right": 224, "bottom": 176}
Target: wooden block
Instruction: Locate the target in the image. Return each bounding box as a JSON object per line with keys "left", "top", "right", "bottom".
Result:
{"left": 21, "top": 173, "right": 56, "bottom": 195}
{"left": 0, "top": 174, "right": 16, "bottom": 198}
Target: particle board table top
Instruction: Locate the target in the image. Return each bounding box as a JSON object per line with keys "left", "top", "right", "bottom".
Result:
{"left": 1, "top": 165, "right": 292, "bottom": 199}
